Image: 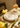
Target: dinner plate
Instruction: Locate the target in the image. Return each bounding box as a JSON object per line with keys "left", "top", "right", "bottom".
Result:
{"left": 3, "top": 13, "right": 18, "bottom": 21}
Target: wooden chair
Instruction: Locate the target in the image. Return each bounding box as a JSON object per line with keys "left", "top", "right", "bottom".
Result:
{"left": 0, "top": 2, "right": 7, "bottom": 16}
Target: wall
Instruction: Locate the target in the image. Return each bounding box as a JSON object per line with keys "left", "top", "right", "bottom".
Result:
{"left": 0, "top": 0, "right": 16, "bottom": 10}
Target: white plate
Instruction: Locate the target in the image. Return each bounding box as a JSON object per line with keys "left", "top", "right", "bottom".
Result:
{"left": 4, "top": 13, "right": 18, "bottom": 21}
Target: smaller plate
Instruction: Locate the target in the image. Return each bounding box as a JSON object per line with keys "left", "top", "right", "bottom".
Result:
{"left": 3, "top": 13, "right": 18, "bottom": 21}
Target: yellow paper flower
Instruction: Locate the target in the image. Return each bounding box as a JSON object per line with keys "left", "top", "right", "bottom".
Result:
{"left": 0, "top": 21, "right": 5, "bottom": 28}
{"left": 0, "top": 21, "right": 7, "bottom": 28}
{"left": 2, "top": 9, "right": 8, "bottom": 14}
